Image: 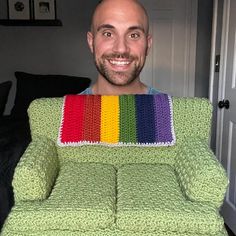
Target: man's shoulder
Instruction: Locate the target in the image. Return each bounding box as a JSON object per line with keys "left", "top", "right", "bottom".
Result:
{"left": 79, "top": 87, "right": 92, "bottom": 95}
{"left": 148, "top": 87, "right": 161, "bottom": 94}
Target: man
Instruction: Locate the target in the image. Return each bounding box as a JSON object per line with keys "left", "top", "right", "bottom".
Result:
{"left": 81, "top": 0, "right": 159, "bottom": 95}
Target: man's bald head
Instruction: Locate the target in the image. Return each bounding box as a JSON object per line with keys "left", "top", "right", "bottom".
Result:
{"left": 90, "top": 0, "right": 149, "bottom": 35}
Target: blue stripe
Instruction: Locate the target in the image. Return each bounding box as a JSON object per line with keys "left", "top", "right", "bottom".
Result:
{"left": 135, "top": 95, "right": 156, "bottom": 144}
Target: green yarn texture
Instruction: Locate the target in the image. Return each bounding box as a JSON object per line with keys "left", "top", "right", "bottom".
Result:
{"left": 119, "top": 95, "right": 137, "bottom": 143}
{"left": 1, "top": 97, "right": 228, "bottom": 236}
{"left": 12, "top": 136, "right": 59, "bottom": 202}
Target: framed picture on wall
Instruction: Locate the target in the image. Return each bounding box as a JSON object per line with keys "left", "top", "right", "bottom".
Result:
{"left": 33, "top": 0, "right": 56, "bottom": 20}
{"left": 8, "top": 0, "right": 31, "bottom": 19}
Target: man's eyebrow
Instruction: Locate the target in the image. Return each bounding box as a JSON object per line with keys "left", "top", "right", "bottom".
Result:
{"left": 128, "top": 26, "right": 146, "bottom": 33}
{"left": 97, "top": 24, "right": 115, "bottom": 32}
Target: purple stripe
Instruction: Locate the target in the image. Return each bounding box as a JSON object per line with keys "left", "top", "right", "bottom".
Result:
{"left": 154, "top": 94, "right": 173, "bottom": 143}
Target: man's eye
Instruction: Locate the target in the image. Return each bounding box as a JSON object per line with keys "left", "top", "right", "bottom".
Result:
{"left": 130, "top": 33, "right": 140, "bottom": 39}
{"left": 103, "top": 32, "right": 112, "bottom": 37}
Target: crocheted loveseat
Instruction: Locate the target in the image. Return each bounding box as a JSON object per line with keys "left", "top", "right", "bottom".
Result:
{"left": 1, "top": 95, "right": 228, "bottom": 236}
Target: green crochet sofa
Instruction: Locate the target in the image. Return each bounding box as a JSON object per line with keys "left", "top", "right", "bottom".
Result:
{"left": 1, "top": 96, "right": 228, "bottom": 236}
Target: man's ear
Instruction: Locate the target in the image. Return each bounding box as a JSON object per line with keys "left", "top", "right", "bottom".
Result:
{"left": 146, "top": 34, "right": 152, "bottom": 56}
{"left": 87, "top": 31, "right": 94, "bottom": 53}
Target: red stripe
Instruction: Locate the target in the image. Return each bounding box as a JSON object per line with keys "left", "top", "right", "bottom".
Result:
{"left": 83, "top": 95, "right": 101, "bottom": 142}
{"left": 61, "top": 95, "right": 86, "bottom": 143}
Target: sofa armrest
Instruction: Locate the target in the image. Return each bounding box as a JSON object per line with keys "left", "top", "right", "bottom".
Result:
{"left": 13, "top": 136, "right": 59, "bottom": 202}
{"left": 174, "top": 138, "right": 228, "bottom": 208}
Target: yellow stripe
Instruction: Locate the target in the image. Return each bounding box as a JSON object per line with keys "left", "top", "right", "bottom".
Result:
{"left": 101, "top": 96, "right": 119, "bottom": 143}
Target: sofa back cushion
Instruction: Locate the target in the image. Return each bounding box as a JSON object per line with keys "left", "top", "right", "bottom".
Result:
{"left": 28, "top": 97, "right": 212, "bottom": 166}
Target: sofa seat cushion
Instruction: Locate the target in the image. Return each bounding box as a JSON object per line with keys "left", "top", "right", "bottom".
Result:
{"left": 4, "top": 162, "right": 116, "bottom": 232}
{"left": 116, "top": 164, "right": 224, "bottom": 235}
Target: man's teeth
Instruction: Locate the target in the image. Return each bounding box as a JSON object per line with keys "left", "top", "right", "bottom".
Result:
{"left": 109, "top": 60, "right": 130, "bottom": 65}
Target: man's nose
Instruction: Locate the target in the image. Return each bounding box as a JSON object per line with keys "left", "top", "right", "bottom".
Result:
{"left": 113, "top": 37, "right": 130, "bottom": 54}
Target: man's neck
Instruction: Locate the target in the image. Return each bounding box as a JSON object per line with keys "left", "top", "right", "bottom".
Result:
{"left": 91, "top": 77, "right": 148, "bottom": 95}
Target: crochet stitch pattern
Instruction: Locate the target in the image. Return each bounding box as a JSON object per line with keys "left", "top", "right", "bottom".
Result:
{"left": 1, "top": 97, "right": 229, "bottom": 236}
{"left": 58, "top": 94, "right": 175, "bottom": 146}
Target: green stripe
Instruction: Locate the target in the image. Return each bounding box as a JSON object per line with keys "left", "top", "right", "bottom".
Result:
{"left": 119, "top": 95, "right": 137, "bottom": 143}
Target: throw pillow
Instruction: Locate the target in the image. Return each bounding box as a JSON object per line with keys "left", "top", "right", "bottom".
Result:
{"left": 0, "top": 81, "right": 12, "bottom": 116}
{"left": 12, "top": 71, "right": 91, "bottom": 118}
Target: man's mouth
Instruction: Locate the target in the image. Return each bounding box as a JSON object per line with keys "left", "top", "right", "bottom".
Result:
{"left": 108, "top": 59, "right": 131, "bottom": 66}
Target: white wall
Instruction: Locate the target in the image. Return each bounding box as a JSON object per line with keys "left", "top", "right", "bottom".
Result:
{"left": 0, "top": 0, "right": 98, "bottom": 114}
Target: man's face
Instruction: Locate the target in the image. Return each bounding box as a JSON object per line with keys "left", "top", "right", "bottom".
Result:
{"left": 87, "top": 0, "right": 152, "bottom": 86}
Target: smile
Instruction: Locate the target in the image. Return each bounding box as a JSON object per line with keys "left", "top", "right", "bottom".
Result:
{"left": 109, "top": 60, "right": 131, "bottom": 66}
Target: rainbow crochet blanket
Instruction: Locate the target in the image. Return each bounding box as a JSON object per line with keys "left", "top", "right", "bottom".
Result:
{"left": 58, "top": 94, "right": 175, "bottom": 147}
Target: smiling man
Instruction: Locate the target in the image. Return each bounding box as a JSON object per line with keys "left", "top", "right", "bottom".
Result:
{"left": 82, "top": 0, "right": 159, "bottom": 95}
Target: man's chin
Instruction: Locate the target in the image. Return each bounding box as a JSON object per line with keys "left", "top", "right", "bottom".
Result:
{"left": 105, "top": 74, "right": 135, "bottom": 86}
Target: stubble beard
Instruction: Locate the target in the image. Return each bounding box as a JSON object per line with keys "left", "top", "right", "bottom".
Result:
{"left": 94, "top": 53, "right": 145, "bottom": 86}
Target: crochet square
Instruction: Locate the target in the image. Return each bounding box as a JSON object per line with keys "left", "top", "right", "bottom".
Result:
{"left": 58, "top": 94, "right": 176, "bottom": 147}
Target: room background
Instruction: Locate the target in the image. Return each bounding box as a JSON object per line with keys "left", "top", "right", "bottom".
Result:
{"left": 0, "top": 0, "right": 212, "bottom": 114}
